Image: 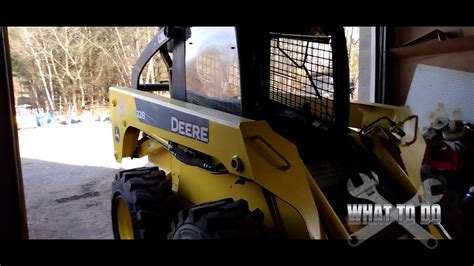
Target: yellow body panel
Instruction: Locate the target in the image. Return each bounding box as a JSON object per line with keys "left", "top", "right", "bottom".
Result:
{"left": 349, "top": 101, "right": 425, "bottom": 191}
{"left": 110, "top": 87, "right": 322, "bottom": 238}
{"left": 110, "top": 87, "right": 445, "bottom": 240}
{"left": 349, "top": 101, "right": 444, "bottom": 238}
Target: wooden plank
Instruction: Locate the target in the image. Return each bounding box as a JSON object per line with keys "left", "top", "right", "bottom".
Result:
{"left": 389, "top": 35, "right": 474, "bottom": 58}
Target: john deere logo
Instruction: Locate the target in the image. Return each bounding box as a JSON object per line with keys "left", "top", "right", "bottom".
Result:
{"left": 114, "top": 126, "right": 120, "bottom": 143}
{"left": 170, "top": 116, "right": 209, "bottom": 143}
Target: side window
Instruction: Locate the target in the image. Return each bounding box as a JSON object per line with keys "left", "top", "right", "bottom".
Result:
{"left": 185, "top": 27, "right": 241, "bottom": 115}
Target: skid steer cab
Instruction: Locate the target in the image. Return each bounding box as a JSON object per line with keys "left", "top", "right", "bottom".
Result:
{"left": 109, "top": 26, "right": 450, "bottom": 243}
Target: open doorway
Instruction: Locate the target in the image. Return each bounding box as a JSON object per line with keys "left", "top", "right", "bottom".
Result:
{"left": 9, "top": 27, "right": 171, "bottom": 239}
{"left": 344, "top": 26, "right": 377, "bottom": 103}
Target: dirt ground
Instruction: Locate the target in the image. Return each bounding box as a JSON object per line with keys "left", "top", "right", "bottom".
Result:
{"left": 18, "top": 121, "right": 148, "bottom": 239}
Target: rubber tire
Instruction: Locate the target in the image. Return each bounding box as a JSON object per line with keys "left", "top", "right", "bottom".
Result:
{"left": 111, "top": 166, "right": 179, "bottom": 239}
{"left": 167, "top": 198, "right": 265, "bottom": 239}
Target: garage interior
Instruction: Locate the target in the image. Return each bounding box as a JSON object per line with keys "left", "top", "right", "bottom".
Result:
{"left": 1, "top": 26, "right": 473, "bottom": 240}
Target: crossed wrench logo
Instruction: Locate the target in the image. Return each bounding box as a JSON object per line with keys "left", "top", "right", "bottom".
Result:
{"left": 347, "top": 172, "right": 443, "bottom": 249}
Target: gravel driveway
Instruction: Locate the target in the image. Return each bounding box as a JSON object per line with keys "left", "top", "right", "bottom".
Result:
{"left": 18, "top": 121, "right": 148, "bottom": 239}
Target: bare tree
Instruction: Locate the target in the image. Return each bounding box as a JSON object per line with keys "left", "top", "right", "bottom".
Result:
{"left": 21, "top": 28, "right": 55, "bottom": 111}
{"left": 9, "top": 27, "right": 168, "bottom": 113}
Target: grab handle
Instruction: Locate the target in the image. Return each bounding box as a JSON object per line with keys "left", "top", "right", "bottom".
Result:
{"left": 247, "top": 136, "right": 291, "bottom": 171}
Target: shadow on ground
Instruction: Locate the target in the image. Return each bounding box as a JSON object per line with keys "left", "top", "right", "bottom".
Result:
{"left": 22, "top": 158, "right": 120, "bottom": 239}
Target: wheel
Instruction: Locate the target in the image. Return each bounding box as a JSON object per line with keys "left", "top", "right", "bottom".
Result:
{"left": 111, "top": 166, "right": 179, "bottom": 239}
{"left": 167, "top": 198, "right": 265, "bottom": 239}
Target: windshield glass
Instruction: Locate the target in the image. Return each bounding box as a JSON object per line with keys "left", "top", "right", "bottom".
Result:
{"left": 185, "top": 27, "right": 241, "bottom": 115}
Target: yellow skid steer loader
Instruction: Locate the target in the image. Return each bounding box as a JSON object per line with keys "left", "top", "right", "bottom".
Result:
{"left": 109, "top": 26, "right": 450, "bottom": 243}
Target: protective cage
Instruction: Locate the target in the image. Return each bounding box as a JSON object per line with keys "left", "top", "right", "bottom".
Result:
{"left": 269, "top": 33, "right": 335, "bottom": 123}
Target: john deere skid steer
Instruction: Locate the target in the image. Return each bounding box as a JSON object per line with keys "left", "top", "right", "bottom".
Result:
{"left": 109, "top": 26, "right": 450, "bottom": 243}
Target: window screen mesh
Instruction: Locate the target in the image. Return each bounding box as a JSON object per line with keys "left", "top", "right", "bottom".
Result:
{"left": 269, "top": 34, "right": 335, "bottom": 123}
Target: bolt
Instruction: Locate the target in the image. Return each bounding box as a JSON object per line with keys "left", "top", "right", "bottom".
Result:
{"left": 231, "top": 155, "right": 243, "bottom": 171}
